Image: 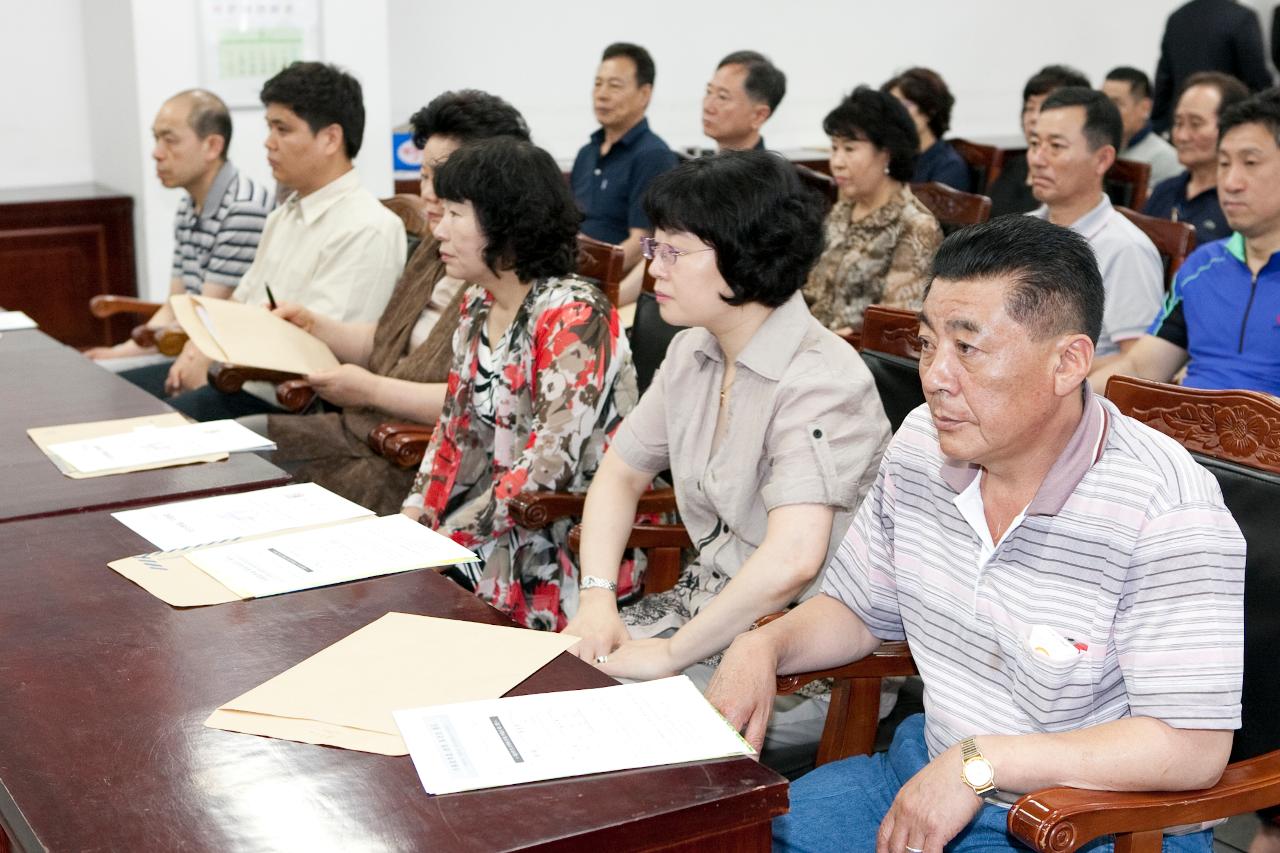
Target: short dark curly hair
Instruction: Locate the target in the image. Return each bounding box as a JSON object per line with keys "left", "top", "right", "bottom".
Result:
{"left": 260, "top": 61, "right": 365, "bottom": 159}
{"left": 882, "top": 67, "right": 955, "bottom": 139}
{"left": 642, "top": 150, "right": 826, "bottom": 308}
{"left": 823, "top": 86, "right": 919, "bottom": 183}
{"left": 408, "top": 90, "right": 529, "bottom": 149}
{"left": 433, "top": 137, "right": 581, "bottom": 282}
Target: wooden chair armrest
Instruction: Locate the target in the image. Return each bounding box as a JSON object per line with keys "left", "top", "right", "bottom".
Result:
{"left": 366, "top": 421, "right": 434, "bottom": 469}
{"left": 130, "top": 323, "right": 158, "bottom": 348}
{"left": 509, "top": 487, "right": 679, "bottom": 530}
{"left": 207, "top": 362, "right": 303, "bottom": 394}
{"left": 775, "top": 641, "right": 917, "bottom": 695}
{"left": 154, "top": 327, "right": 188, "bottom": 356}
{"left": 566, "top": 521, "right": 692, "bottom": 553}
{"left": 275, "top": 379, "right": 316, "bottom": 413}
{"left": 1008, "top": 751, "right": 1280, "bottom": 853}
{"left": 89, "top": 295, "right": 163, "bottom": 319}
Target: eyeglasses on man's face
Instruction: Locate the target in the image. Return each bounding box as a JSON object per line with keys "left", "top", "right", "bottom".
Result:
{"left": 640, "top": 236, "right": 715, "bottom": 267}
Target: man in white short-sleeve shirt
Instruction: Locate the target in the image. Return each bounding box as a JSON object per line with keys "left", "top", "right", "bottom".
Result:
{"left": 708, "top": 216, "right": 1242, "bottom": 853}
{"left": 1027, "top": 86, "right": 1163, "bottom": 375}
{"left": 133, "top": 62, "right": 405, "bottom": 421}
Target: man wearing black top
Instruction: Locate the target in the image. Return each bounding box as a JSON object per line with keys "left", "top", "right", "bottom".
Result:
{"left": 1151, "top": 0, "right": 1271, "bottom": 133}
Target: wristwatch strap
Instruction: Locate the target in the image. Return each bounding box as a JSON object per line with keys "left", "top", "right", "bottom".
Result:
{"left": 579, "top": 575, "right": 617, "bottom": 592}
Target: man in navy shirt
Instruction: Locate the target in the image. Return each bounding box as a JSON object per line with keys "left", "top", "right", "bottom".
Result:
{"left": 570, "top": 42, "right": 677, "bottom": 274}
{"left": 1092, "top": 92, "right": 1280, "bottom": 398}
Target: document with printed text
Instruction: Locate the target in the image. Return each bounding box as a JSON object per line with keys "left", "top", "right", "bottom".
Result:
{"left": 111, "top": 483, "right": 374, "bottom": 552}
{"left": 394, "top": 675, "right": 755, "bottom": 795}
{"left": 47, "top": 419, "right": 273, "bottom": 474}
{"left": 185, "top": 514, "right": 477, "bottom": 598}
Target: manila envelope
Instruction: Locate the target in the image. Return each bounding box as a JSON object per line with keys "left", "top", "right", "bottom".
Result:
{"left": 205, "top": 612, "right": 581, "bottom": 755}
{"left": 27, "top": 413, "right": 226, "bottom": 478}
{"left": 109, "top": 549, "right": 243, "bottom": 608}
{"left": 171, "top": 294, "right": 340, "bottom": 376}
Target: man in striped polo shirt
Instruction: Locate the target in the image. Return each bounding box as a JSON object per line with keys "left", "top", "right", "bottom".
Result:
{"left": 88, "top": 90, "right": 271, "bottom": 368}
{"left": 709, "top": 216, "right": 1244, "bottom": 853}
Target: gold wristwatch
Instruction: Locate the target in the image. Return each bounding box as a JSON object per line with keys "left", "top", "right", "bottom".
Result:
{"left": 959, "top": 736, "right": 996, "bottom": 796}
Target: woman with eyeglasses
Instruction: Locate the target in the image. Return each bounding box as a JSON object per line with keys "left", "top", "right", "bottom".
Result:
{"left": 400, "top": 136, "right": 639, "bottom": 631}
{"left": 803, "top": 86, "right": 942, "bottom": 337}
{"left": 564, "top": 150, "right": 891, "bottom": 772}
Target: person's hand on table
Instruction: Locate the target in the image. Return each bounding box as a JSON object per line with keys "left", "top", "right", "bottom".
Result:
{"left": 164, "top": 342, "right": 211, "bottom": 395}
{"left": 273, "top": 301, "right": 317, "bottom": 334}
{"left": 306, "top": 364, "right": 377, "bottom": 407}
{"left": 705, "top": 632, "right": 778, "bottom": 754}
{"left": 876, "top": 743, "right": 983, "bottom": 853}
{"left": 595, "top": 636, "right": 681, "bottom": 681}
{"left": 565, "top": 591, "right": 630, "bottom": 663}
{"left": 86, "top": 339, "right": 150, "bottom": 361}
{"left": 401, "top": 505, "right": 424, "bottom": 522}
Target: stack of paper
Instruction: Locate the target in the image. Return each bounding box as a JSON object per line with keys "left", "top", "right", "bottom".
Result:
{"left": 0, "top": 310, "right": 37, "bottom": 330}
{"left": 45, "top": 419, "right": 273, "bottom": 475}
{"left": 171, "top": 294, "right": 339, "bottom": 376}
{"left": 109, "top": 486, "right": 477, "bottom": 606}
{"left": 394, "top": 676, "right": 755, "bottom": 794}
{"left": 28, "top": 414, "right": 230, "bottom": 478}
{"left": 205, "top": 612, "right": 580, "bottom": 755}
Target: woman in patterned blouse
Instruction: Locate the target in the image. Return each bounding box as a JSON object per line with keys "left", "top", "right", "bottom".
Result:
{"left": 803, "top": 87, "right": 943, "bottom": 336}
{"left": 401, "top": 137, "right": 638, "bottom": 631}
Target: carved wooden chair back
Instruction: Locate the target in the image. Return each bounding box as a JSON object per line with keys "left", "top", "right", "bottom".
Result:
{"left": 1104, "top": 158, "right": 1151, "bottom": 211}
{"left": 858, "top": 305, "right": 924, "bottom": 433}
{"left": 909, "top": 182, "right": 992, "bottom": 234}
{"left": 574, "top": 235, "right": 624, "bottom": 308}
{"left": 795, "top": 163, "right": 837, "bottom": 210}
{"left": 948, "top": 138, "right": 1004, "bottom": 192}
{"left": 1116, "top": 206, "right": 1196, "bottom": 290}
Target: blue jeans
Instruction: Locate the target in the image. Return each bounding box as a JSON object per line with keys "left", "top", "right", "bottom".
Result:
{"left": 773, "top": 714, "right": 1213, "bottom": 853}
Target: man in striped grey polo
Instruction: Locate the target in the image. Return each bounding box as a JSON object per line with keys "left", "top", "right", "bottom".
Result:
{"left": 709, "top": 216, "right": 1244, "bottom": 853}
{"left": 88, "top": 90, "right": 271, "bottom": 368}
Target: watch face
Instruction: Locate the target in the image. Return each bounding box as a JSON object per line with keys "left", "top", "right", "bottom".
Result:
{"left": 963, "top": 759, "right": 994, "bottom": 788}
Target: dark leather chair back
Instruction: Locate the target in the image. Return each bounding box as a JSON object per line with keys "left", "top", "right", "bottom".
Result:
{"left": 1107, "top": 376, "right": 1280, "bottom": 764}
{"left": 859, "top": 350, "right": 924, "bottom": 432}
{"left": 1105, "top": 158, "right": 1151, "bottom": 211}
{"left": 631, "top": 290, "right": 685, "bottom": 395}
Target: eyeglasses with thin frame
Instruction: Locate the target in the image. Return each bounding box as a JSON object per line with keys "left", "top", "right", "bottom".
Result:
{"left": 640, "top": 236, "right": 715, "bottom": 267}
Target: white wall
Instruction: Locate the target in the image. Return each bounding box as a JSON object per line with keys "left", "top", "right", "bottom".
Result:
{"left": 0, "top": 0, "right": 94, "bottom": 188}
{"left": 387, "top": 0, "right": 1192, "bottom": 163}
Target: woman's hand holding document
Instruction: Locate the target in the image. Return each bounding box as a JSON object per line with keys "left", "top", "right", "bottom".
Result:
{"left": 170, "top": 293, "right": 339, "bottom": 376}
{"left": 393, "top": 676, "right": 755, "bottom": 794}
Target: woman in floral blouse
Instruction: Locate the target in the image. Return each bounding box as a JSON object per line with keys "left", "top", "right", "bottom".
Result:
{"left": 803, "top": 87, "right": 943, "bottom": 336}
{"left": 401, "top": 137, "right": 638, "bottom": 631}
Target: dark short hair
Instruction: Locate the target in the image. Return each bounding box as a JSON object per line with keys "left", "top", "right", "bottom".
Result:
{"left": 823, "top": 86, "right": 919, "bottom": 183}
{"left": 642, "top": 150, "right": 825, "bottom": 308}
{"left": 717, "top": 50, "right": 786, "bottom": 113}
{"left": 433, "top": 137, "right": 581, "bottom": 282}
{"left": 1023, "top": 64, "right": 1091, "bottom": 103}
{"left": 409, "top": 90, "right": 529, "bottom": 149}
{"left": 173, "top": 89, "right": 233, "bottom": 158}
{"left": 260, "top": 62, "right": 365, "bottom": 159}
{"left": 1104, "top": 66, "right": 1152, "bottom": 100}
{"left": 1040, "top": 86, "right": 1123, "bottom": 152}
{"left": 1219, "top": 90, "right": 1280, "bottom": 145}
{"left": 1178, "top": 71, "right": 1250, "bottom": 117}
{"left": 602, "top": 42, "right": 656, "bottom": 88}
{"left": 882, "top": 67, "right": 955, "bottom": 138}
{"left": 927, "top": 216, "right": 1104, "bottom": 345}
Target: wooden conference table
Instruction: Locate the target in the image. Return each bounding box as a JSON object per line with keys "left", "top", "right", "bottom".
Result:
{"left": 0, "top": 329, "right": 286, "bottom": 522}
{"left": 0, "top": 510, "right": 787, "bottom": 852}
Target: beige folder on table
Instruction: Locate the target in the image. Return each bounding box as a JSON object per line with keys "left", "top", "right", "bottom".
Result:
{"left": 27, "top": 413, "right": 226, "bottom": 478}
{"left": 170, "top": 294, "right": 340, "bottom": 376}
{"left": 205, "top": 612, "right": 581, "bottom": 755}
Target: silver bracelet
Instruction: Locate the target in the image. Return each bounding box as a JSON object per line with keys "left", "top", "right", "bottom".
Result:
{"left": 579, "top": 575, "right": 618, "bottom": 592}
